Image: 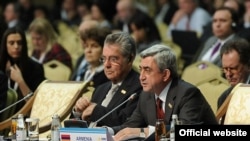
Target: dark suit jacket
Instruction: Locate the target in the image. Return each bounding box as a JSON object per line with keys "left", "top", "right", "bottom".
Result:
{"left": 112, "top": 78, "right": 218, "bottom": 133}
{"left": 0, "top": 70, "right": 8, "bottom": 112}
{"left": 89, "top": 69, "right": 142, "bottom": 127}
{"left": 217, "top": 86, "right": 234, "bottom": 109}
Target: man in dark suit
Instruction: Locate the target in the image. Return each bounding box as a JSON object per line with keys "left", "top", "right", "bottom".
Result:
{"left": 0, "top": 70, "right": 8, "bottom": 112}
{"left": 72, "top": 32, "right": 142, "bottom": 127}
{"left": 217, "top": 38, "right": 250, "bottom": 123}
{"left": 193, "top": 7, "right": 242, "bottom": 67}
{"left": 112, "top": 44, "right": 217, "bottom": 141}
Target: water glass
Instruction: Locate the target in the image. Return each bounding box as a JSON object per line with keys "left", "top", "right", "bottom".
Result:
{"left": 26, "top": 118, "right": 39, "bottom": 141}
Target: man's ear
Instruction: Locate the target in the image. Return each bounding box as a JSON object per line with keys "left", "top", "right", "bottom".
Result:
{"left": 163, "top": 69, "right": 171, "bottom": 82}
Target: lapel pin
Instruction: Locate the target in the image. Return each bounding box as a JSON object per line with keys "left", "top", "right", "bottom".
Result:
{"left": 168, "top": 103, "right": 172, "bottom": 109}
{"left": 121, "top": 90, "right": 126, "bottom": 94}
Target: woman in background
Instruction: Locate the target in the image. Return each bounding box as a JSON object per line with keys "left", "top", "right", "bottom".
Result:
{"left": 29, "top": 18, "right": 72, "bottom": 69}
{"left": 0, "top": 27, "right": 45, "bottom": 112}
{"left": 70, "top": 27, "right": 110, "bottom": 88}
{"left": 129, "top": 10, "right": 161, "bottom": 53}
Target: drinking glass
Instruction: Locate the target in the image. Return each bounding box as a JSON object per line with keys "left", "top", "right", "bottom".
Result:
{"left": 10, "top": 117, "right": 18, "bottom": 139}
{"left": 25, "top": 118, "right": 39, "bottom": 141}
{"left": 155, "top": 119, "right": 167, "bottom": 141}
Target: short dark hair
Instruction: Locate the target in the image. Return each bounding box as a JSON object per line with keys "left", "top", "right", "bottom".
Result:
{"left": 215, "top": 7, "right": 239, "bottom": 31}
{"left": 80, "top": 27, "right": 111, "bottom": 47}
{"left": 220, "top": 38, "right": 250, "bottom": 67}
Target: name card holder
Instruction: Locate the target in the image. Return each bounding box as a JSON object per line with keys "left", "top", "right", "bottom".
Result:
{"left": 60, "top": 128, "right": 114, "bottom": 141}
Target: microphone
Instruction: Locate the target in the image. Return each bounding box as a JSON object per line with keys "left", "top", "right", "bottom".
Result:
{"left": 89, "top": 93, "right": 137, "bottom": 128}
{"left": 0, "top": 92, "right": 33, "bottom": 114}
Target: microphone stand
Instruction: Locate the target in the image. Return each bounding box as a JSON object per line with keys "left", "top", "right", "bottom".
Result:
{"left": 0, "top": 92, "right": 33, "bottom": 114}
{"left": 89, "top": 93, "right": 137, "bottom": 128}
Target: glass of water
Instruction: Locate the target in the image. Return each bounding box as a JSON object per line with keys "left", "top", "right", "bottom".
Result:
{"left": 25, "top": 118, "right": 39, "bottom": 141}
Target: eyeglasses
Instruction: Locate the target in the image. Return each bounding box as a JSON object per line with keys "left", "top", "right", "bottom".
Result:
{"left": 100, "top": 56, "right": 119, "bottom": 64}
{"left": 222, "top": 64, "right": 242, "bottom": 73}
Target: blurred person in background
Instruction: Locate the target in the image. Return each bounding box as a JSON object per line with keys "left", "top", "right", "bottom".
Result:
{"left": 52, "top": 0, "right": 81, "bottom": 27}
{"left": 76, "top": 0, "right": 92, "bottom": 21}
{"left": 3, "top": 2, "right": 24, "bottom": 29}
{"left": 0, "top": 27, "right": 45, "bottom": 113}
{"left": 17, "top": 0, "right": 35, "bottom": 31}
{"left": 28, "top": 18, "right": 73, "bottom": 69}
{"left": 90, "top": 0, "right": 112, "bottom": 29}
{"left": 167, "top": 0, "right": 211, "bottom": 39}
{"left": 113, "top": 0, "right": 145, "bottom": 33}
{"left": 70, "top": 27, "right": 110, "bottom": 88}
{"left": 129, "top": 10, "right": 161, "bottom": 53}
{"left": 154, "top": 0, "right": 178, "bottom": 25}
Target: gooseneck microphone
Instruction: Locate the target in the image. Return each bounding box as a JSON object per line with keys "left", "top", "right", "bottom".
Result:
{"left": 0, "top": 92, "right": 33, "bottom": 114}
{"left": 89, "top": 93, "right": 137, "bottom": 128}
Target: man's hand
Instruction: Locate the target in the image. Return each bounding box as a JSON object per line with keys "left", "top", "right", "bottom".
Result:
{"left": 81, "top": 103, "right": 97, "bottom": 120}
{"left": 74, "top": 96, "right": 90, "bottom": 113}
{"left": 113, "top": 128, "right": 145, "bottom": 141}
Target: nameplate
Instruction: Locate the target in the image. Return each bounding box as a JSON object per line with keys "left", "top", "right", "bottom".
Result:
{"left": 60, "top": 128, "right": 114, "bottom": 141}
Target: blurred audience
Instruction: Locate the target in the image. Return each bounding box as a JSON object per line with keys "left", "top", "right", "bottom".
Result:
{"left": 90, "top": 0, "right": 112, "bottom": 29}
{"left": 0, "top": 27, "right": 45, "bottom": 113}
{"left": 28, "top": 18, "right": 73, "bottom": 69}
{"left": 154, "top": 0, "right": 178, "bottom": 25}
{"left": 113, "top": 0, "right": 143, "bottom": 33}
{"left": 76, "top": 0, "right": 92, "bottom": 21}
{"left": 167, "top": 0, "right": 211, "bottom": 39}
{"left": 3, "top": 2, "right": 24, "bottom": 29}
{"left": 51, "top": 0, "right": 81, "bottom": 27}
{"left": 129, "top": 10, "right": 161, "bottom": 53}
{"left": 17, "top": 0, "right": 35, "bottom": 31}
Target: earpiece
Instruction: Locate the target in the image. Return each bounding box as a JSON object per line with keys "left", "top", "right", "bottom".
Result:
{"left": 232, "top": 22, "right": 236, "bottom": 27}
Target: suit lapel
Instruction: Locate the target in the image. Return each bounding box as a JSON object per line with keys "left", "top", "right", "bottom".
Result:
{"left": 165, "top": 79, "right": 178, "bottom": 122}
{"left": 106, "top": 70, "right": 135, "bottom": 108}
{"left": 147, "top": 94, "right": 157, "bottom": 125}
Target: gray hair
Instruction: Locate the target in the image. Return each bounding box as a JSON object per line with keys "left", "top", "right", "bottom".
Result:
{"left": 140, "top": 44, "right": 178, "bottom": 78}
{"left": 104, "top": 32, "right": 136, "bottom": 62}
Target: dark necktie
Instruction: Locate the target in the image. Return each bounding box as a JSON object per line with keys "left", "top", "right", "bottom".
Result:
{"left": 156, "top": 98, "right": 165, "bottom": 119}
{"left": 210, "top": 42, "right": 221, "bottom": 60}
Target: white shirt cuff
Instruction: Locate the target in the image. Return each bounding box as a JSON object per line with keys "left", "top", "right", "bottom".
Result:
{"left": 148, "top": 125, "right": 155, "bottom": 137}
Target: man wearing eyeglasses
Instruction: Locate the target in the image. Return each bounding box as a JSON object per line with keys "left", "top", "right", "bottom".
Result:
{"left": 217, "top": 38, "right": 250, "bottom": 123}
{"left": 71, "top": 32, "right": 142, "bottom": 127}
